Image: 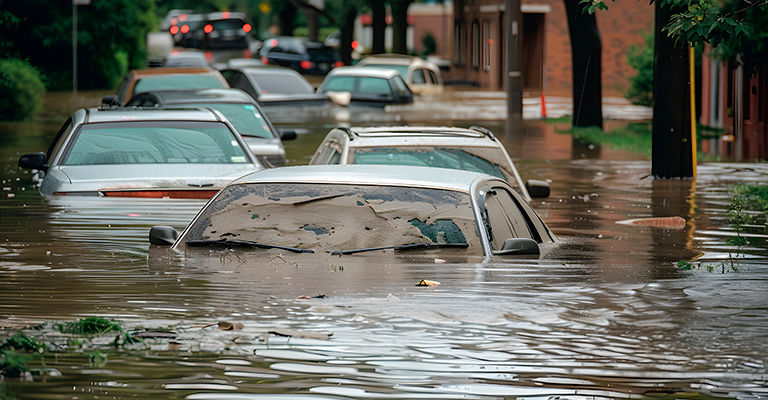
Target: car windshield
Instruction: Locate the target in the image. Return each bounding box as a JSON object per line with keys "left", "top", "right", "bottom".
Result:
{"left": 193, "top": 103, "right": 274, "bottom": 139}
{"left": 321, "top": 76, "right": 392, "bottom": 98}
{"left": 134, "top": 75, "right": 225, "bottom": 95}
{"left": 351, "top": 147, "right": 505, "bottom": 179}
{"left": 180, "top": 183, "right": 482, "bottom": 254}
{"left": 62, "top": 121, "right": 250, "bottom": 165}
{"left": 247, "top": 73, "right": 313, "bottom": 94}
{"left": 360, "top": 64, "right": 409, "bottom": 80}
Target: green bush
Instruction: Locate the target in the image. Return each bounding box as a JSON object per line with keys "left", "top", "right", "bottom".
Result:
{"left": 0, "top": 58, "right": 46, "bottom": 121}
{"left": 625, "top": 32, "right": 653, "bottom": 107}
{"left": 421, "top": 33, "right": 436, "bottom": 57}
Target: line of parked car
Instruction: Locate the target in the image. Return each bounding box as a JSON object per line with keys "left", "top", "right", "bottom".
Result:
{"left": 19, "top": 44, "right": 555, "bottom": 261}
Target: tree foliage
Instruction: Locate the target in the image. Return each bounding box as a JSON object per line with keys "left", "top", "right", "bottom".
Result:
{"left": 625, "top": 32, "right": 654, "bottom": 107}
{"left": 0, "top": 58, "right": 46, "bottom": 121}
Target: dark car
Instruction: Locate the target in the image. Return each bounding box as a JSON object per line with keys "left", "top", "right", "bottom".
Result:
{"left": 188, "top": 11, "right": 253, "bottom": 50}
{"left": 259, "top": 37, "right": 343, "bottom": 75}
{"left": 127, "top": 88, "right": 294, "bottom": 166}
{"left": 220, "top": 67, "right": 332, "bottom": 107}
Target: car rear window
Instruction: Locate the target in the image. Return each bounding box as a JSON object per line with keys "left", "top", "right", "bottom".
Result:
{"left": 307, "top": 48, "right": 340, "bottom": 63}
{"left": 194, "top": 103, "right": 274, "bottom": 139}
{"left": 351, "top": 147, "right": 505, "bottom": 179}
{"left": 133, "top": 75, "right": 226, "bottom": 95}
{"left": 62, "top": 121, "right": 249, "bottom": 165}
{"left": 247, "top": 73, "right": 314, "bottom": 94}
{"left": 209, "top": 19, "right": 246, "bottom": 31}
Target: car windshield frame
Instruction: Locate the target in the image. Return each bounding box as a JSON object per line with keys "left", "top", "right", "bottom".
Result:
{"left": 177, "top": 182, "right": 483, "bottom": 254}
{"left": 188, "top": 102, "right": 276, "bottom": 139}
{"left": 59, "top": 120, "right": 251, "bottom": 166}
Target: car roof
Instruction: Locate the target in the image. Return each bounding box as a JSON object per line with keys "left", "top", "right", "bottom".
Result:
{"left": 80, "top": 107, "right": 224, "bottom": 124}
{"left": 129, "top": 67, "right": 219, "bottom": 78}
{"left": 229, "top": 164, "right": 498, "bottom": 192}
{"left": 357, "top": 54, "right": 436, "bottom": 68}
{"left": 326, "top": 66, "right": 400, "bottom": 79}
{"left": 332, "top": 126, "right": 498, "bottom": 145}
{"left": 133, "top": 88, "right": 255, "bottom": 104}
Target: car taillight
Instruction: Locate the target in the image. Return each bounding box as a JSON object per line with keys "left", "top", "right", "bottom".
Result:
{"left": 243, "top": 49, "right": 252, "bottom": 58}
{"left": 334, "top": 60, "right": 344, "bottom": 68}
{"left": 351, "top": 40, "right": 359, "bottom": 50}
{"left": 205, "top": 51, "right": 213, "bottom": 61}
{"left": 180, "top": 24, "right": 190, "bottom": 34}
{"left": 300, "top": 60, "right": 313, "bottom": 70}
{"left": 170, "top": 25, "right": 179, "bottom": 35}
{"left": 223, "top": 11, "right": 230, "bottom": 18}
{"left": 261, "top": 56, "right": 269, "bottom": 65}
{"left": 204, "top": 24, "right": 213, "bottom": 34}
{"left": 270, "top": 38, "right": 278, "bottom": 47}
{"left": 242, "top": 23, "right": 252, "bottom": 33}
{"left": 179, "top": 13, "right": 187, "bottom": 21}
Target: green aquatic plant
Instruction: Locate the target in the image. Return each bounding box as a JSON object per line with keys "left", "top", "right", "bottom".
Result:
{"left": 58, "top": 317, "right": 123, "bottom": 336}
{"left": 0, "top": 350, "right": 30, "bottom": 378}
{"left": 0, "top": 333, "right": 43, "bottom": 353}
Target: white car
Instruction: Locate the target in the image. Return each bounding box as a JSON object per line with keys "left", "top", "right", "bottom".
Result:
{"left": 356, "top": 54, "right": 444, "bottom": 96}
{"left": 149, "top": 165, "right": 557, "bottom": 262}
{"left": 18, "top": 107, "right": 264, "bottom": 199}
{"left": 308, "top": 126, "right": 550, "bottom": 201}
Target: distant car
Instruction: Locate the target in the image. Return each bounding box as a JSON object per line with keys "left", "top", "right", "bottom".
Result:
{"left": 149, "top": 165, "right": 557, "bottom": 262}
{"left": 103, "top": 67, "right": 229, "bottom": 106}
{"left": 127, "top": 88, "right": 293, "bottom": 166}
{"left": 259, "top": 37, "right": 343, "bottom": 75}
{"left": 220, "top": 67, "right": 333, "bottom": 107}
{"left": 356, "top": 54, "right": 444, "bottom": 96}
{"left": 18, "top": 107, "right": 264, "bottom": 199}
{"left": 188, "top": 11, "right": 252, "bottom": 50}
{"left": 316, "top": 67, "right": 413, "bottom": 106}
{"left": 308, "top": 126, "right": 550, "bottom": 201}
{"left": 157, "top": 51, "right": 210, "bottom": 68}
{"left": 168, "top": 13, "right": 206, "bottom": 46}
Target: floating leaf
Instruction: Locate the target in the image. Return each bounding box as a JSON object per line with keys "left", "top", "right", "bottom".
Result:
{"left": 416, "top": 279, "right": 441, "bottom": 287}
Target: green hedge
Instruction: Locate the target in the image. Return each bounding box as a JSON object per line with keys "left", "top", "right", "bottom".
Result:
{"left": 0, "top": 58, "right": 46, "bottom": 121}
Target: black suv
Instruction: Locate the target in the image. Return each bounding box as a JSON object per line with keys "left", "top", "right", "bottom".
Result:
{"left": 259, "top": 37, "right": 343, "bottom": 75}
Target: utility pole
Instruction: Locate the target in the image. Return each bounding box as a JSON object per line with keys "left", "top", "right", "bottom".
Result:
{"left": 72, "top": 0, "right": 91, "bottom": 94}
{"left": 505, "top": 0, "right": 523, "bottom": 132}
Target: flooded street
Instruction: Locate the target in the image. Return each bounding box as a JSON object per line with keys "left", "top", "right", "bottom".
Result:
{"left": 1, "top": 91, "right": 767, "bottom": 399}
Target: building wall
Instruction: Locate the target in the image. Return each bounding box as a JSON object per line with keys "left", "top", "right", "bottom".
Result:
{"left": 451, "top": 0, "right": 654, "bottom": 96}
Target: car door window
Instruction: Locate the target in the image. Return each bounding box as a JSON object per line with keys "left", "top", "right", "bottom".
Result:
{"left": 483, "top": 187, "right": 535, "bottom": 250}
{"left": 48, "top": 118, "right": 74, "bottom": 164}
{"left": 412, "top": 69, "right": 427, "bottom": 84}
{"left": 228, "top": 72, "right": 259, "bottom": 98}
{"left": 358, "top": 77, "right": 391, "bottom": 97}
{"left": 427, "top": 70, "right": 439, "bottom": 85}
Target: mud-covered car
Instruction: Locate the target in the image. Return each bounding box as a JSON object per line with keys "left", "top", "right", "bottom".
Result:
{"left": 149, "top": 165, "right": 557, "bottom": 261}
{"left": 18, "top": 107, "right": 264, "bottom": 199}
{"left": 309, "top": 126, "right": 550, "bottom": 201}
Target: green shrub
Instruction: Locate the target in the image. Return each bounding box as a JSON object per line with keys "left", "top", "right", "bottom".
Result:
{"left": 58, "top": 317, "right": 122, "bottom": 336}
{"left": 625, "top": 32, "right": 653, "bottom": 107}
{"left": 0, "top": 58, "right": 46, "bottom": 121}
{"left": 421, "top": 33, "right": 436, "bottom": 57}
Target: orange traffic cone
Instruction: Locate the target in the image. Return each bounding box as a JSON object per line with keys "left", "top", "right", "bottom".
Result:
{"left": 540, "top": 91, "right": 547, "bottom": 118}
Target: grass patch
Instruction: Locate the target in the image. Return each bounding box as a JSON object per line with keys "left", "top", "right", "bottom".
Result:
{"left": 556, "top": 122, "right": 653, "bottom": 157}
{"left": 58, "top": 317, "right": 123, "bottom": 336}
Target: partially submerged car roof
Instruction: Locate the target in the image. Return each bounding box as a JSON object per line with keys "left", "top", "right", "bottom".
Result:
{"left": 228, "top": 164, "right": 498, "bottom": 193}
{"left": 130, "top": 88, "right": 255, "bottom": 105}
{"left": 325, "top": 66, "right": 401, "bottom": 79}
{"left": 345, "top": 126, "right": 495, "bottom": 139}
{"left": 81, "top": 106, "right": 227, "bottom": 123}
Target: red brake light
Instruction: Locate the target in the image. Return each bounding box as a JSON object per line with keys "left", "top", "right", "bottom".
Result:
{"left": 242, "top": 23, "right": 252, "bottom": 33}
{"left": 223, "top": 11, "right": 230, "bottom": 18}
{"left": 261, "top": 56, "right": 269, "bottom": 65}
{"left": 205, "top": 51, "right": 213, "bottom": 61}
{"left": 180, "top": 24, "right": 190, "bottom": 34}
{"left": 299, "top": 60, "right": 313, "bottom": 70}
{"left": 270, "top": 38, "right": 278, "bottom": 47}
{"left": 334, "top": 60, "right": 344, "bottom": 68}
{"left": 204, "top": 24, "right": 213, "bottom": 34}
{"left": 179, "top": 13, "right": 187, "bottom": 21}
{"left": 171, "top": 17, "right": 178, "bottom": 25}
{"left": 170, "top": 25, "right": 179, "bottom": 35}
{"left": 351, "top": 40, "right": 359, "bottom": 50}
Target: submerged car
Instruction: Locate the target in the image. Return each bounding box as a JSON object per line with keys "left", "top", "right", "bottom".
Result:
{"left": 126, "top": 88, "right": 293, "bottom": 166}
{"left": 259, "top": 36, "right": 343, "bottom": 75}
{"left": 308, "top": 126, "right": 550, "bottom": 201}
{"left": 316, "top": 67, "right": 413, "bottom": 106}
{"left": 103, "top": 67, "right": 229, "bottom": 106}
{"left": 149, "top": 165, "right": 557, "bottom": 262}
{"left": 356, "top": 54, "right": 444, "bottom": 96}
{"left": 18, "top": 107, "right": 264, "bottom": 199}
{"left": 220, "top": 67, "right": 332, "bottom": 107}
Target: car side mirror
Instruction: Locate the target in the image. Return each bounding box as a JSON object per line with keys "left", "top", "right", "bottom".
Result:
{"left": 280, "top": 130, "right": 297, "bottom": 141}
{"left": 18, "top": 152, "right": 47, "bottom": 170}
{"left": 526, "top": 179, "right": 550, "bottom": 198}
{"left": 493, "top": 238, "right": 540, "bottom": 256}
{"left": 102, "top": 95, "right": 119, "bottom": 106}
{"left": 149, "top": 226, "right": 178, "bottom": 246}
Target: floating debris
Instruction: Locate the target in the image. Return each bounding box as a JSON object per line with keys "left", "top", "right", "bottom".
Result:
{"left": 616, "top": 216, "right": 687, "bottom": 229}
{"left": 416, "top": 279, "right": 441, "bottom": 287}
{"left": 268, "top": 329, "right": 333, "bottom": 340}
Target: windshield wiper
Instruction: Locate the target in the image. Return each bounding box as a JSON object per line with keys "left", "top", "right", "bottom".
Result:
{"left": 332, "top": 242, "right": 468, "bottom": 256}
{"left": 186, "top": 239, "right": 314, "bottom": 253}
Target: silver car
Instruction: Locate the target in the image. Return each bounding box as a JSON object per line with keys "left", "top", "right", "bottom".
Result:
{"left": 308, "top": 126, "right": 550, "bottom": 201}
{"left": 18, "top": 107, "right": 264, "bottom": 199}
{"left": 149, "top": 165, "right": 557, "bottom": 262}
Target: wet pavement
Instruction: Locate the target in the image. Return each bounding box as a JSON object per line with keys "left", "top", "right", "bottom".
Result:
{"left": 1, "top": 90, "right": 767, "bottom": 399}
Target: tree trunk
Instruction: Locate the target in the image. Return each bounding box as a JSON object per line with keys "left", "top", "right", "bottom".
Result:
{"left": 278, "top": 2, "right": 297, "bottom": 36}
{"left": 652, "top": 2, "right": 694, "bottom": 178}
{"left": 305, "top": 9, "right": 319, "bottom": 41}
{"left": 390, "top": 0, "right": 412, "bottom": 54}
{"left": 340, "top": 3, "right": 357, "bottom": 65}
{"left": 564, "top": 0, "right": 603, "bottom": 129}
{"left": 371, "top": 0, "right": 386, "bottom": 54}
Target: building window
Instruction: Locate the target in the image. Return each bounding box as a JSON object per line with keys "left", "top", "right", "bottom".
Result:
{"left": 471, "top": 20, "right": 480, "bottom": 70}
{"left": 454, "top": 21, "right": 466, "bottom": 67}
{"left": 482, "top": 20, "right": 491, "bottom": 72}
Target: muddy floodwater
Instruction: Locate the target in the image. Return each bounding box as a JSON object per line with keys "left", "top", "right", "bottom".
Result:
{"left": 1, "top": 91, "right": 767, "bottom": 399}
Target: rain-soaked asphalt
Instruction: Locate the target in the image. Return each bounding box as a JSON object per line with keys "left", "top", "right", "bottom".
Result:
{"left": 0, "top": 89, "right": 767, "bottom": 399}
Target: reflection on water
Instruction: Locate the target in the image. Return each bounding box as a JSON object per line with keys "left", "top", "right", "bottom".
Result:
{"left": 1, "top": 94, "right": 768, "bottom": 398}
